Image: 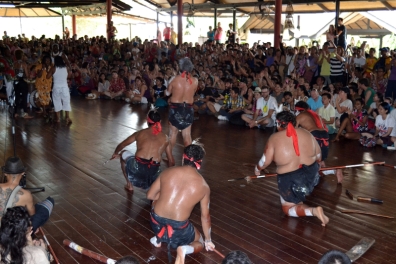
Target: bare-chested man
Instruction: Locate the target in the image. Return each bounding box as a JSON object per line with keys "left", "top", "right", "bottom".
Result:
{"left": 1, "top": 157, "right": 54, "bottom": 232}
{"left": 111, "top": 108, "right": 170, "bottom": 191}
{"left": 147, "top": 143, "right": 215, "bottom": 264}
{"left": 295, "top": 101, "right": 344, "bottom": 183}
{"left": 165, "top": 58, "right": 198, "bottom": 166}
{"left": 255, "top": 111, "right": 329, "bottom": 226}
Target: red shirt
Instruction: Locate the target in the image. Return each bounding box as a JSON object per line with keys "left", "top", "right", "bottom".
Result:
{"left": 163, "top": 27, "right": 171, "bottom": 40}
{"left": 109, "top": 78, "right": 126, "bottom": 93}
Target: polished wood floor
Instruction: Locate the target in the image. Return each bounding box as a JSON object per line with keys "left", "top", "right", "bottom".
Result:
{"left": 1, "top": 97, "right": 396, "bottom": 264}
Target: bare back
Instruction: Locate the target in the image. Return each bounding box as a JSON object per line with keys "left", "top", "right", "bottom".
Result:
{"left": 168, "top": 75, "right": 198, "bottom": 104}
{"left": 268, "top": 128, "right": 321, "bottom": 174}
{"left": 0, "top": 184, "right": 35, "bottom": 219}
{"left": 151, "top": 166, "right": 209, "bottom": 221}
{"left": 296, "top": 112, "right": 326, "bottom": 132}
{"left": 135, "top": 128, "right": 168, "bottom": 162}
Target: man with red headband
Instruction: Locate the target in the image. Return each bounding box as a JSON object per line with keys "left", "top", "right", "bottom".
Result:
{"left": 254, "top": 111, "right": 329, "bottom": 227}
{"left": 111, "top": 108, "right": 170, "bottom": 191}
{"left": 165, "top": 58, "right": 198, "bottom": 166}
{"left": 295, "top": 101, "right": 344, "bottom": 183}
{"left": 147, "top": 142, "right": 215, "bottom": 264}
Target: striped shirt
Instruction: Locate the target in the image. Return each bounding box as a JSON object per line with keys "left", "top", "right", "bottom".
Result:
{"left": 330, "top": 56, "right": 345, "bottom": 76}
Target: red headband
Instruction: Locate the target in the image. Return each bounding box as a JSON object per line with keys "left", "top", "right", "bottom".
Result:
{"left": 286, "top": 122, "right": 300, "bottom": 156}
{"left": 183, "top": 153, "right": 202, "bottom": 169}
{"left": 181, "top": 71, "right": 192, "bottom": 85}
{"left": 147, "top": 116, "right": 162, "bottom": 135}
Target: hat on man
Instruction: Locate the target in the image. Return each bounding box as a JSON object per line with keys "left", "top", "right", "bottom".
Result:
{"left": 254, "top": 87, "right": 262, "bottom": 93}
{"left": 340, "top": 87, "right": 350, "bottom": 94}
{"left": 1, "top": 156, "right": 26, "bottom": 174}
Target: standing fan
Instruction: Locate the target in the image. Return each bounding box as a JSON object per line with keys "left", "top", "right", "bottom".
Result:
{"left": 254, "top": 2, "right": 271, "bottom": 20}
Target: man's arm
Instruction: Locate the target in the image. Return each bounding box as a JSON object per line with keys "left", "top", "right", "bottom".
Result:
{"left": 364, "top": 90, "right": 371, "bottom": 104}
{"left": 111, "top": 133, "right": 137, "bottom": 159}
{"left": 255, "top": 138, "right": 275, "bottom": 174}
{"left": 165, "top": 78, "right": 174, "bottom": 96}
{"left": 200, "top": 187, "right": 214, "bottom": 250}
{"left": 146, "top": 176, "right": 161, "bottom": 201}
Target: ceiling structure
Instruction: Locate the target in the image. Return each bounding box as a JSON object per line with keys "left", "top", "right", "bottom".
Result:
{"left": 0, "top": 0, "right": 131, "bottom": 11}
{"left": 0, "top": 7, "right": 61, "bottom": 17}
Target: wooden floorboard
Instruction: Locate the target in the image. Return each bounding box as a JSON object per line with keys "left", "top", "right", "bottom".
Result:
{"left": 1, "top": 97, "right": 396, "bottom": 263}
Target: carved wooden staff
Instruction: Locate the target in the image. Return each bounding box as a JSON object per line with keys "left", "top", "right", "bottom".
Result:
{"left": 230, "top": 162, "right": 385, "bottom": 182}
{"left": 39, "top": 228, "right": 60, "bottom": 264}
{"left": 63, "top": 239, "right": 117, "bottom": 264}
{"left": 340, "top": 210, "right": 394, "bottom": 219}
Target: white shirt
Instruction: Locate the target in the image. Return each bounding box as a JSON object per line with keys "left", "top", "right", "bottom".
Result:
{"left": 375, "top": 114, "right": 395, "bottom": 137}
{"left": 390, "top": 109, "right": 396, "bottom": 137}
{"left": 256, "top": 96, "right": 277, "bottom": 117}
{"left": 335, "top": 99, "right": 353, "bottom": 118}
{"left": 318, "top": 104, "right": 336, "bottom": 129}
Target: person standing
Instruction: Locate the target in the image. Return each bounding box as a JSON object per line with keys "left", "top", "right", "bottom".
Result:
{"left": 147, "top": 143, "right": 215, "bottom": 264}
{"left": 46, "top": 56, "right": 72, "bottom": 124}
{"left": 207, "top": 26, "right": 214, "bottom": 42}
{"left": 165, "top": 58, "right": 198, "bottom": 166}
{"left": 35, "top": 55, "right": 53, "bottom": 117}
{"left": 163, "top": 23, "right": 171, "bottom": 43}
{"left": 336, "top": 18, "right": 347, "bottom": 50}
{"left": 226, "top": 23, "right": 236, "bottom": 44}
{"left": 214, "top": 22, "right": 223, "bottom": 44}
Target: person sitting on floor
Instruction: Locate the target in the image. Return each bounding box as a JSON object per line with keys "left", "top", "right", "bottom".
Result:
{"left": 215, "top": 87, "right": 244, "bottom": 121}
{"left": 333, "top": 98, "right": 369, "bottom": 142}
{"left": 111, "top": 107, "right": 170, "bottom": 191}
{"left": 242, "top": 86, "right": 276, "bottom": 128}
{"left": 222, "top": 250, "right": 252, "bottom": 264}
{"left": 1, "top": 157, "right": 54, "bottom": 233}
{"left": 0, "top": 206, "right": 51, "bottom": 264}
{"left": 318, "top": 93, "right": 336, "bottom": 134}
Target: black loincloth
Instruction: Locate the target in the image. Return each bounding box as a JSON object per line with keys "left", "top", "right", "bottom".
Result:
{"left": 168, "top": 102, "right": 194, "bottom": 130}
{"left": 125, "top": 156, "right": 160, "bottom": 189}
{"left": 311, "top": 130, "right": 329, "bottom": 161}
{"left": 277, "top": 162, "right": 320, "bottom": 204}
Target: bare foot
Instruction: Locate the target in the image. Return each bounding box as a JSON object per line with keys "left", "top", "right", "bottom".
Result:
{"left": 313, "top": 206, "right": 329, "bottom": 227}
{"left": 336, "top": 169, "right": 344, "bottom": 184}
{"left": 175, "top": 246, "right": 186, "bottom": 264}
{"left": 124, "top": 183, "right": 133, "bottom": 192}
{"left": 66, "top": 118, "right": 72, "bottom": 125}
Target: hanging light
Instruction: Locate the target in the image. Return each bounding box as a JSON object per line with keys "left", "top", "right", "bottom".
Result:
{"left": 284, "top": 14, "right": 294, "bottom": 30}
{"left": 283, "top": 29, "right": 290, "bottom": 41}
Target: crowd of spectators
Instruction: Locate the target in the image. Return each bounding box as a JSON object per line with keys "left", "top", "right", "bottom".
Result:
{"left": 1, "top": 24, "right": 396, "bottom": 148}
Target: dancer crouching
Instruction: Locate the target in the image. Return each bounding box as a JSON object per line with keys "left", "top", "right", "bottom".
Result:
{"left": 147, "top": 141, "right": 214, "bottom": 263}
{"left": 255, "top": 111, "right": 329, "bottom": 226}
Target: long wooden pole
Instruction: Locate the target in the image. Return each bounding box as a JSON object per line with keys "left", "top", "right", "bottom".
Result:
{"left": 177, "top": 0, "right": 183, "bottom": 45}
{"left": 340, "top": 210, "right": 394, "bottom": 219}
{"left": 40, "top": 228, "right": 60, "bottom": 264}
{"left": 63, "top": 239, "right": 117, "bottom": 263}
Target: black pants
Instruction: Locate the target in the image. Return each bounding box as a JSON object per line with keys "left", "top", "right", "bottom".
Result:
{"left": 14, "top": 79, "right": 29, "bottom": 113}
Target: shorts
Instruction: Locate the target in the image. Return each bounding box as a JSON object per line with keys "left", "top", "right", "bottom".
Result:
{"left": 125, "top": 155, "right": 161, "bottom": 190}
{"left": 169, "top": 102, "right": 194, "bottom": 130}
{"left": 277, "top": 162, "right": 320, "bottom": 204}
{"left": 150, "top": 210, "right": 195, "bottom": 249}
{"left": 311, "top": 130, "right": 329, "bottom": 161}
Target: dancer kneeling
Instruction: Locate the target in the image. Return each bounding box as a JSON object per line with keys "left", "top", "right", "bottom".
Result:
{"left": 147, "top": 142, "right": 214, "bottom": 264}
{"left": 254, "top": 111, "right": 329, "bottom": 226}
{"left": 111, "top": 107, "right": 170, "bottom": 191}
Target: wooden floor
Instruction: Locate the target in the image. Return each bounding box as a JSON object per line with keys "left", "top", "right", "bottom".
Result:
{"left": 1, "top": 97, "right": 396, "bottom": 264}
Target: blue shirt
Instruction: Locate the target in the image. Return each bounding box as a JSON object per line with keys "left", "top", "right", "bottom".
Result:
{"left": 307, "top": 96, "right": 323, "bottom": 111}
{"left": 207, "top": 31, "right": 215, "bottom": 41}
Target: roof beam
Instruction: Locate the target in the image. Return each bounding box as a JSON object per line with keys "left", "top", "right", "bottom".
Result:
{"left": 316, "top": 3, "right": 331, "bottom": 12}
{"left": 381, "top": 1, "right": 394, "bottom": 10}
{"left": 359, "top": 11, "right": 396, "bottom": 33}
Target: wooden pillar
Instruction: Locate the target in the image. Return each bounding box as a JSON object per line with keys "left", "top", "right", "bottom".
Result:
{"left": 107, "top": 0, "right": 112, "bottom": 40}
{"left": 274, "top": 0, "right": 282, "bottom": 49}
{"left": 232, "top": 9, "right": 236, "bottom": 31}
{"left": 72, "top": 15, "right": 76, "bottom": 36}
{"left": 61, "top": 12, "right": 65, "bottom": 36}
{"left": 214, "top": 8, "right": 217, "bottom": 30}
{"left": 170, "top": 11, "right": 173, "bottom": 25}
{"left": 379, "top": 35, "right": 383, "bottom": 48}
{"left": 177, "top": 0, "right": 182, "bottom": 45}
{"left": 335, "top": 0, "right": 340, "bottom": 27}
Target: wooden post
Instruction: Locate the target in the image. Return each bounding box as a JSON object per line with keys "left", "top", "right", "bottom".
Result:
{"left": 232, "top": 9, "right": 236, "bottom": 31}
{"left": 107, "top": 0, "right": 112, "bottom": 40}
{"left": 274, "top": 0, "right": 282, "bottom": 48}
{"left": 214, "top": 8, "right": 217, "bottom": 30}
{"left": 72, "top": 15, "right": 76, "bottom": 36}
{"left": 177, "top": 0, "right": 182, "bottom": 45}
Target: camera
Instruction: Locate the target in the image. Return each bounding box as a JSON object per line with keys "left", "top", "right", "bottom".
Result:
{"left": 19, "top": 173, "right": 27, "bottom": 188}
